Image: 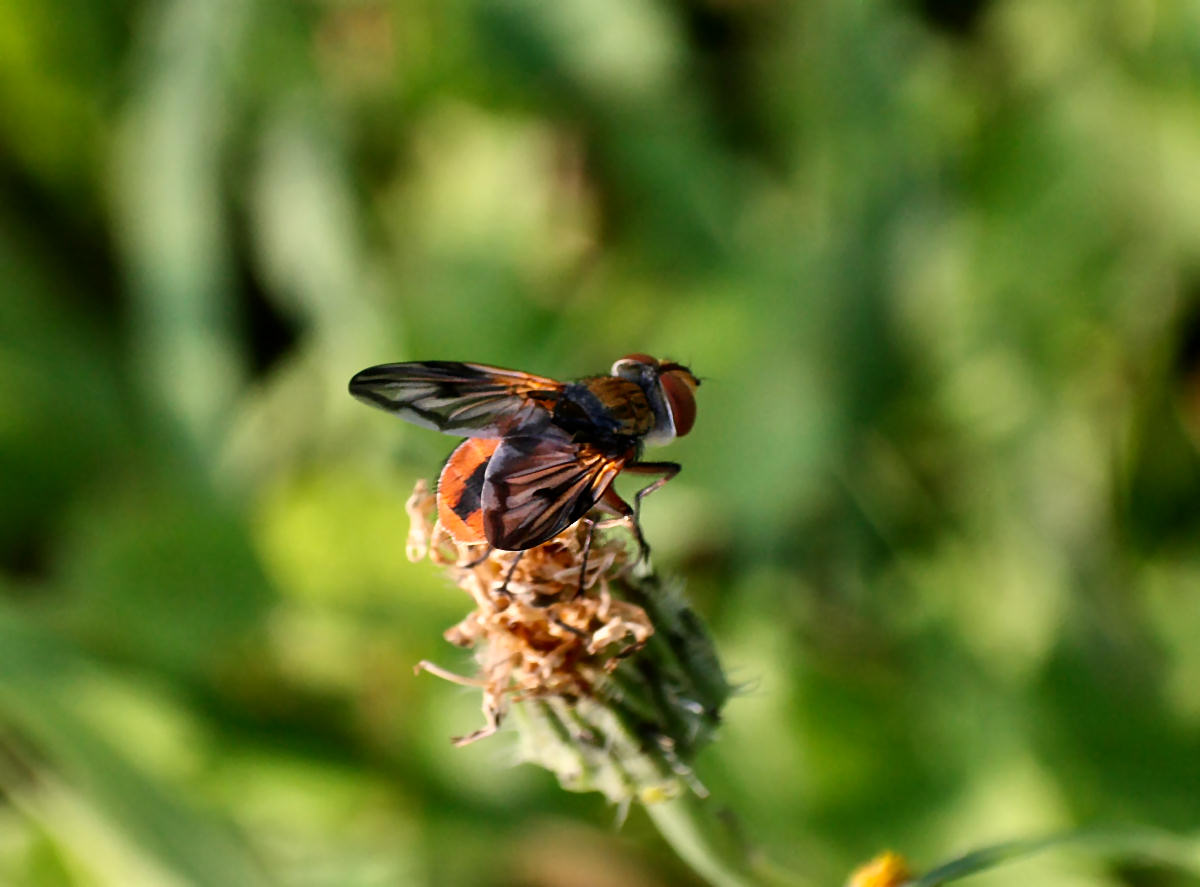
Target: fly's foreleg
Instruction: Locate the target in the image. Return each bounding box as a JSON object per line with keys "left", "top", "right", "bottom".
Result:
{"left": 626, "top": 461, "right": 681, "bottom": 513}
{"left": 627, "top": 461, "right": 681, "bottom": 561}
{"left": 597, "top": 462, "right": 681, "bottom": 562}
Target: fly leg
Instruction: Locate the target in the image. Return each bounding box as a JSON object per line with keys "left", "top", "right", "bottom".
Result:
{"left": 456, "top": 545, "right": 518, "bottom": 598}
{"left": 574, "top": 517, "right": 596, "bottom": 600}
{"left": 497, "top": 549, "right": 524, "bottom": 596}
{"left": 459, "top": 545, "right": 493, "bottom": 568}
{"left": 598, "top": 462, "right": 681, "bottom": 563}
{"left": 596, "top": 486, "right": 636, "bottom": 553}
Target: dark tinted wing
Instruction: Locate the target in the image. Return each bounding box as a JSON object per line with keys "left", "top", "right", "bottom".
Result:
{"left": 349, "top": 361, "right": 562, "bottom": 437}
{"left": 481, "top": 432, "right": 627, "bottom": 550}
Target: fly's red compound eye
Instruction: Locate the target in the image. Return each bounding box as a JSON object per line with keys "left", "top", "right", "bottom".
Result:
{"left": 621, "top": 353, "right": 657, "bottom": 365}
{"left": 660, "top": 370, "right": 697, "bottom": 437}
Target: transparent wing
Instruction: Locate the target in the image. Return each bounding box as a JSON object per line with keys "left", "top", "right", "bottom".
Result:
{"left": 349, "top": 361, "right": 562, "bottom": 437}
{"left": 481, "top": 431, "right": 627, "bottom": 550}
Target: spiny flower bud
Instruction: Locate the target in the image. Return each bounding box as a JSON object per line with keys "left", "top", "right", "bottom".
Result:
{"left": 405, "top": 480, "right": 730, "bottom": 803}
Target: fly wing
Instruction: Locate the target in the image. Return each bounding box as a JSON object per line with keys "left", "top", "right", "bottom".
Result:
{"left": 349, "top": 361, "right": 562, "bottom": 437}
{"left": 481, "top": 432, "right": 627, "bottom": 550}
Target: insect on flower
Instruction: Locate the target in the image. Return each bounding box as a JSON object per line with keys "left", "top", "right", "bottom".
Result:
{"left": 349, "top": 355, "right": 699, "bottom": 562}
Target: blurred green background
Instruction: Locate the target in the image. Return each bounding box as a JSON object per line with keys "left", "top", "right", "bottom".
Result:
{"left": 4, "top": 0, "right": 1200, "bottom": 884}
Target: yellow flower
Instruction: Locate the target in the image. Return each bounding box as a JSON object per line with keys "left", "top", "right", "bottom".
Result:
{"left": 847, "top": 851, "right": 912, "bottom": 887}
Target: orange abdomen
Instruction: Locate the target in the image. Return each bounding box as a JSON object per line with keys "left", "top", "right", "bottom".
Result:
{"left": 437, "top": 438, "right": 498, "bottom": 543}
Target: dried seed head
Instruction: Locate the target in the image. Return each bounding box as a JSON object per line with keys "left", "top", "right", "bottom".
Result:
{"left": 405, "top": 479, "right": 730, "bottom": 803}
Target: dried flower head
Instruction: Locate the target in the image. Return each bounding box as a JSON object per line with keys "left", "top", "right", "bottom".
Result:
{"left": 404, "top": 479, "right": 729, "bottom": 803}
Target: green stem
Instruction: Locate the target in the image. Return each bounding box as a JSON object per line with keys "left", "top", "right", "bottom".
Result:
{"left": 913, "top": 826, "right": 1200, "bottom": 886}
{"left": 645, "top": 794, "right": 813, "bottom": 887}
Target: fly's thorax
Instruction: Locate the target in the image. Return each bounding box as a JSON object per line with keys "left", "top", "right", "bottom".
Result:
{"left": 554, "top": 377, "right": 655, "bottom": 443}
